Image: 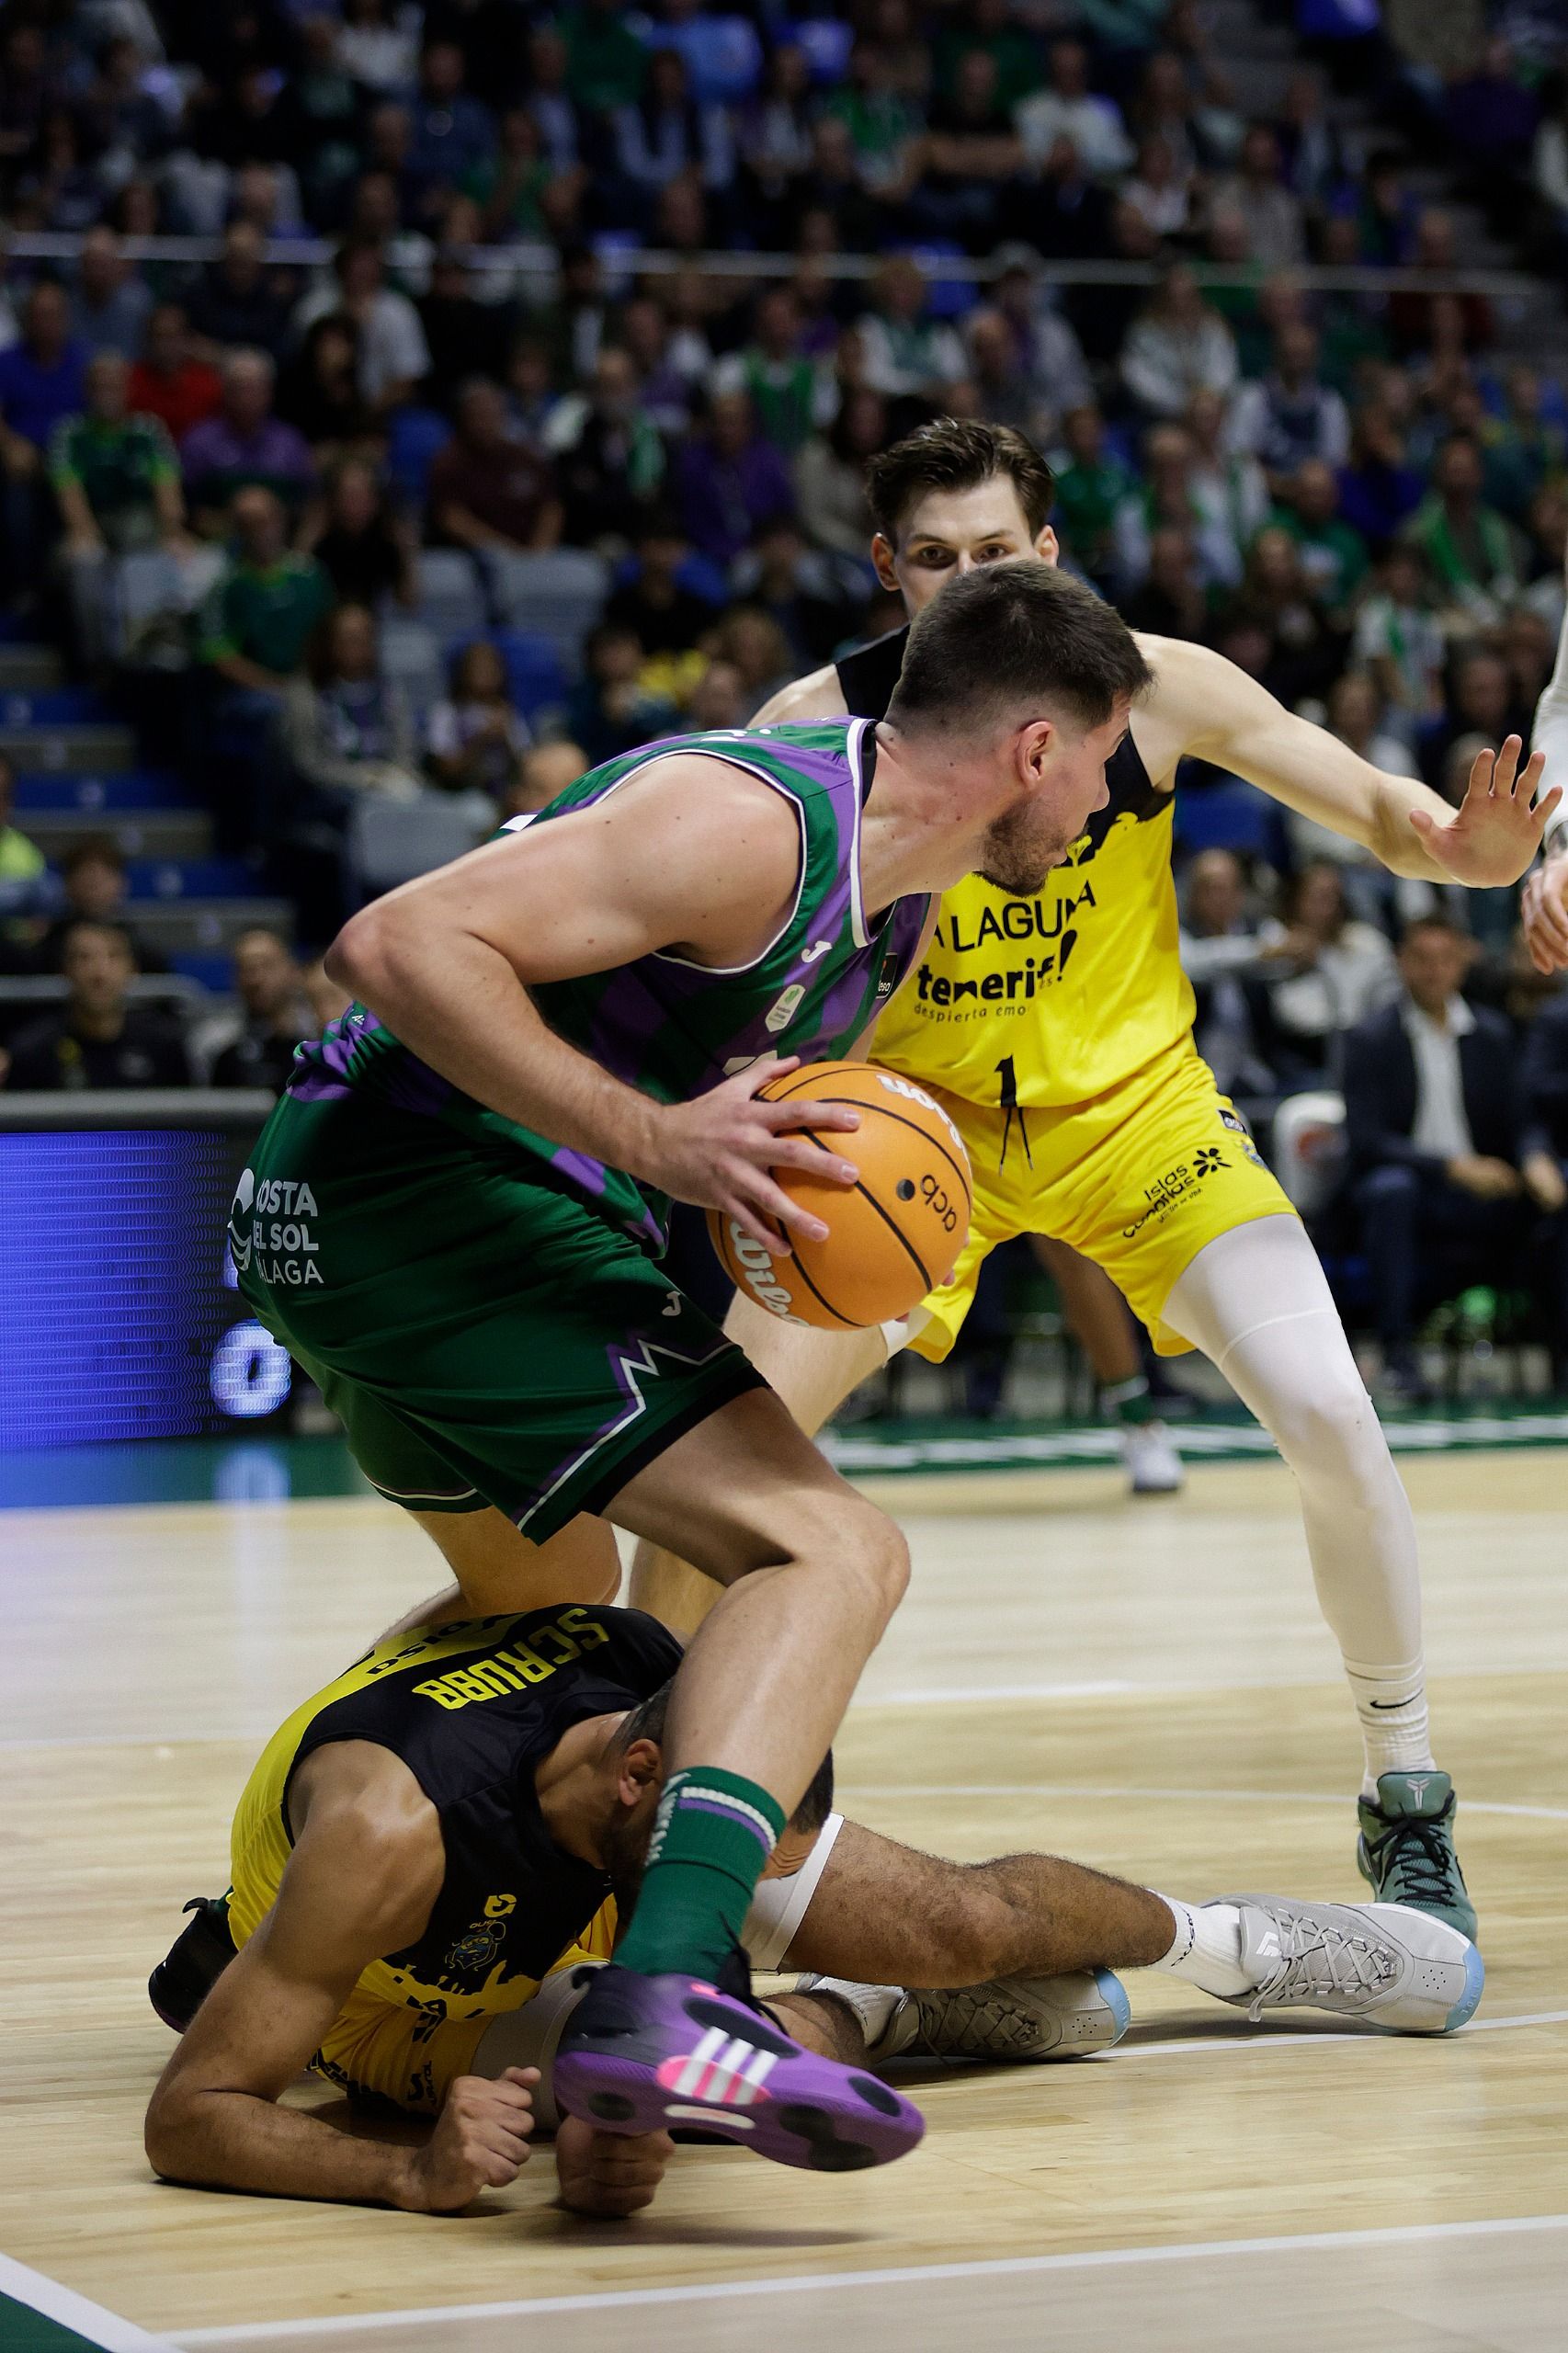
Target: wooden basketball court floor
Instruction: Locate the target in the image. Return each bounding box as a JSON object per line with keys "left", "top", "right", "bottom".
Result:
{"left": 4, "top": 1448, "right": 1568, "bottom": 2352}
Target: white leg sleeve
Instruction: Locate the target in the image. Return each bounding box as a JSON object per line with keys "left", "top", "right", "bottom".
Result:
{"left": 470, "top": 1814, "right": 849, "bottom": 2129}
{"left": 741, "top": 1812, "right": 846, "bottom": 1970}
{"left": 1161, "top": 1216, "right": 1433, "bottom": 1785}
{"left": 472, "top": 1959, "right": 607, "bottom": 2132}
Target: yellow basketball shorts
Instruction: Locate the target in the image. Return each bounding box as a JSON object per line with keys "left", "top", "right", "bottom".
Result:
{"left": 309, "top": 1902, "right": 618, "bottom": 2118}
{"left": 911, "top": 1037, "right": 1295, "bottom": 1361}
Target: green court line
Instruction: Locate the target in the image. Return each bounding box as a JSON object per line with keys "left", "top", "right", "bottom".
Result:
{"left": 5, "top": 1405, "right": 1568, "bottom": 1513}
{"left": 823, "top": 1406, "right": 1568, "bottom": 1478}
{"left": 0, "top": 2256, "right": 178, "bottom": 2353}
{"left": 0, "top": 2295, "right": 108, "bottom": 2353}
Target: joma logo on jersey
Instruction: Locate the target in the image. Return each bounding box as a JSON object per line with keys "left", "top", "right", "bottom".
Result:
{"left": 936, "top": 886, "right": 1095, "bottom": 954}
{"left": 917, "top": 935, "right": 1079, "bottom": 1007}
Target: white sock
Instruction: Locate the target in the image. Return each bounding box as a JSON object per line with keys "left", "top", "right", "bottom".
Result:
{"left": 1150, "top": 1896, "right": 1259, "bottom": 2000}
{"left": 1344, "top": 1654, "right": 1435, "bottom": 1798}
{"left": 797, "top": 1977, "right": 907, "bottom": 2058}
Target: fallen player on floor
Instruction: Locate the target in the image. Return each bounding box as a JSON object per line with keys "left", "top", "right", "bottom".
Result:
{"left": 143, "top": 1599, "right": 1484, "bottom": 2217}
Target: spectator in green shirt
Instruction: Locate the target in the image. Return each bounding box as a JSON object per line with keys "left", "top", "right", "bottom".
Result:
{"left": 935, "top": 0, "right": 1044, "bottom": 110}
{"left": 1479, "top": 364, "right": 1567, "bottom": 526}
{"left": 710, "top": 288, "right": 832, "bottom": 457}
{"left": 826, "top": 43, "right": 922, "bottom": 199}
{"left": 199, "top": 485, "right": 335, "bottom": 850}
{"left": 1403, "top": 433, "right": 1523, "bottom": 630}
{"left": 1051, "top": 403, "right": 1136, "bottom": 590}
{"left": 561, "top": 0, "right": 646, "bottom": 115}
{"left": 48, "top": 351, "right": 213, "bottom": 668}
{"left": 201, "top": 487, "right": 335, "bottom": 691}
{"left": 1276, "top": 459, "right": 1369, "bottom": 619}
{"left": 49, "top": 353, "right": 179, "bottom": 551}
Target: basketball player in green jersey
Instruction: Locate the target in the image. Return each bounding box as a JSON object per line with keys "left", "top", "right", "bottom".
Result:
{"left": 226, "top": 562, "right": 1152, "bottom": 2171}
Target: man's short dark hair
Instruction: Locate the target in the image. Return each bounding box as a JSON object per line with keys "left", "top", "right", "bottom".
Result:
{"left": 889, "top": 561, "right": 1153, "bottom": 737}
{"left": 62, "top": 834, "right": 127, "bottom": 880}
{"left": 617, "top": 1682, "right": 835, "bottom": 1836}
{"left": 866, "top": 418, "right": 1056, "bottom": 543}
{"left": 60, "top": 916, "right": 136, "bottom": 962}
{"left": 1400, "top": 912, "right": 1469, "bottom": 950}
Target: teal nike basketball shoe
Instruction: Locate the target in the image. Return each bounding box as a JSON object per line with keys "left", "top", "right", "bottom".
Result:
{"left": 1357, "top": 1771, "right": 1477, "bottom": 1941}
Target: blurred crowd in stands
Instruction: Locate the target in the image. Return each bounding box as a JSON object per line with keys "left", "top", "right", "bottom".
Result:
{"left": 4, "top": 0, "right": 1568, "bottom": 1384}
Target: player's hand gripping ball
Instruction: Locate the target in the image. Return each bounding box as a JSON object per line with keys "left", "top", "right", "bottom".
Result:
{"left": 708, "top": 1062, "right": 972, "bottom": 1329}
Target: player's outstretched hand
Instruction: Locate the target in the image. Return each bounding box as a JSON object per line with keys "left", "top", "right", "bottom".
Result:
{"left": 555, "top": 2114, "right": 674, "bottom": 2219}
{"left": 1523, "top": 849, "right": 1568, "bottom": 973}
{"left": 650, "top": 1055, "right": 860, "bottom": 1255}
{"left": 1409, "top": 735, "right": 1560, "bottom": 888}
{"left": 403, "top": 2068, "right": 539, "bottom": 2213}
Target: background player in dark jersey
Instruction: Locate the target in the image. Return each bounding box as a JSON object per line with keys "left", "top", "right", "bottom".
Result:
{"left": 229, "top": 562, "right": 1153, "bottom": 2170}
{"left": 143, "top": 1601, "right": 1483, "bottom": 2218}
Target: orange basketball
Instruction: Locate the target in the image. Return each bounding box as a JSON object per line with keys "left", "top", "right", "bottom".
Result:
{"left": 707, "top": 1062, "right": 973, "bottom": 1330}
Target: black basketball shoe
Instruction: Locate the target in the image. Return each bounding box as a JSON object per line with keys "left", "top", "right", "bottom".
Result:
{"left": 149, "top": 1893, "right": 237, "bottom": 2032}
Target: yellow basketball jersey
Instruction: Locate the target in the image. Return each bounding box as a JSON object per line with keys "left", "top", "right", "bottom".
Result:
{"left": 874, "top": 737, "right": 1192, "bottom": 1112}
{"left": 229, "top": 1608, "right": 677, "bottom": 2073}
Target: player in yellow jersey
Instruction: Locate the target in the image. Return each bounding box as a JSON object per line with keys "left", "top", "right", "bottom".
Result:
{"left": 634, "top": 421, "right": 1559, "bottom": 1941}
{"left": 143, "top": 1597, "right": 1481, "bottom": 2215}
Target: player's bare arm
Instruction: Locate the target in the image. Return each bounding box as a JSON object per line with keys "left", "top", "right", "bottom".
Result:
{"left": 751, "top": 664, "right": 849, "bottom": 725}
{"left": 143, "top": 1744, "right": 543, "bottom": 2212}
{"left": 324, "top": 757, "right": 862, "bottom": 1252}
{"left": 1136, "top": 636, "right": 1558, "bottom": 886}
{"left": 1519, "top": 541, "right": 1568, "bottom": 971}
{"left": 1522, "top": 847, "right": 1568, "bottom": 972}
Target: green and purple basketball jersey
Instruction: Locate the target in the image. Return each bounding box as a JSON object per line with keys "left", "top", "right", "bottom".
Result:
{"left": 285, "top": 721, "right": 929, "bottom": 1246}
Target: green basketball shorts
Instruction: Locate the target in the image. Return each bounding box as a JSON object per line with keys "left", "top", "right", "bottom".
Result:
{"left": 230, "top": 1090, "right": 762, "bottom": 1540}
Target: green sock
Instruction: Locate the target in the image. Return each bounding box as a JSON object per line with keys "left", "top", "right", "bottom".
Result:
{"left": 614, "top": 1767, "right": 785, "bottom": 1982}
{"left": 1101, "top": 1373, "right": 1154, "bottom": 1427}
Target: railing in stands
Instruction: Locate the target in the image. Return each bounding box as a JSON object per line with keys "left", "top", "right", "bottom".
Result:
{"left": 0, "top": 233, "right": 1543, "bottom": 299}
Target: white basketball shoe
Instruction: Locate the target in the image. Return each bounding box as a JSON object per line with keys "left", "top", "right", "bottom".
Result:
{"left": 1120, "top": 1420, "right": 1185, "bottom": 1495}
{"left": 1213, "top": 1895, "right": 1484, "bottom": 2033}
{"left": 795, "top": 1968, "right": 1131, "bottom": 2063}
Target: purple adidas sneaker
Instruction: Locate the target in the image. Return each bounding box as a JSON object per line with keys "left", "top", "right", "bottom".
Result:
{"left": 552, "top": 1963, "right": 925, "bottom": 2172}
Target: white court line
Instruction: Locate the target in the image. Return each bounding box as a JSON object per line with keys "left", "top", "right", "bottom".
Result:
{"left": 855, "top": 1667, "right": 1568, "bottom": 1708}
{"left": 842, "top": 1781, "right": 1568, "bottom": 1823}
{"left": 0, "top": 2249, "right": 181, "bottom": 2352}
{"left": 17, "top": 1678, "right": 1568, "bottom": 1756}
{"left": 863, "top": 1677, "right": 1153, "bottom": 1705}
{"left": 0, "top": 1733, "right": 220, "bottom": 1753}
{"left": 1120, "top": 2006, "right": 1568, "bottom": 2058}
{"left": 175, "top": 2211, "right": 1568, "bottom": 2343}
